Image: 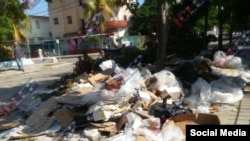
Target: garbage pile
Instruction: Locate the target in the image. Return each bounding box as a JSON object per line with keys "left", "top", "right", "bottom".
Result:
{"left": 0, "top": 50, "right": 250, "bottom": 141}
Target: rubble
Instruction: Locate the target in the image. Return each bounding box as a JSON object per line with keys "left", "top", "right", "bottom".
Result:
{"left": 0, "top": 49, "right": 249, "bottom": 141}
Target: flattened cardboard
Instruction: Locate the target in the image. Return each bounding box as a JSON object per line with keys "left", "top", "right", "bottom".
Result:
{"left": 55, "top": 87, "right": 94, "bottom": 106}
{"left": 88, "top": 69, "right": 113, "bottom": 85}
{"left": 0, "top": 121, "right": 22, "bottom": 130}
{"left": 25, "top": 96, "right": 58, "bottom": 127}
{"left": 136, "top": 135, "right": 147, "bottom": 141}
{"left": 90, "top": 121, "right": 117, "bottom": 134}
{"left": 22, "top": 117, "right": 55, "bottom": 134}
{"left": 116, "top": 112, "right": 128, "bottom": 131}
{"left": 23, "top": 97, "right": 58, "bottom": 134}
{"left": 170, "top": 113, "right": 220, "bottom": 135}
{"left": 54, "top": 109, "right": 82, "bottom": 128}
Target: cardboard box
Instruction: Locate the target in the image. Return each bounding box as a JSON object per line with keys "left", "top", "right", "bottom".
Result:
{"left": 170, "top": 113, "right": 220, "bottom": 135}
{"left": 88, "top": 69, "right": 113, "bottom": 85}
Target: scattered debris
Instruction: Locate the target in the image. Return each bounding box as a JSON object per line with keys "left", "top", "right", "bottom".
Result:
{"left": 0, "top": 50, "right": 249, "bottom": 140}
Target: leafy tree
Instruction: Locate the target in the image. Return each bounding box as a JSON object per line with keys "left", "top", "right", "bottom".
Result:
{"left": 0, "top": 0, "right": 27, "bottom": 42}
{"left": 127, "top": 0, "right": 196, "bottom": 70}
{"left": 127, "top": 0, "right": 250, "bottom": 69}
{"left": 128, "top": 0, "right": 158, "bottom": 35}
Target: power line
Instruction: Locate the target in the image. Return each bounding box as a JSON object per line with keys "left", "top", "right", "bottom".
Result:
{"left": 25, "top": 2, "right": 82, "bottom": 16}
{"left": 26, "top": 10, "right": 48, "bottom": 16}
{"left": 49, "top": 3, "right": 82, "bottom": 14}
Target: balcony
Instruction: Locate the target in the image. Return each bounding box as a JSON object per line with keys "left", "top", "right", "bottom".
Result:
{"left": 105, "top": 20, "right": 128, "bottom": 28}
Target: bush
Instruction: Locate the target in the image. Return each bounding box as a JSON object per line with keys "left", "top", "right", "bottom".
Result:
{"left": 0, "top": 46, "right": 12, "bottom": 62}
{"left": 113, "top": 46, "right": 156, "bottom": 68}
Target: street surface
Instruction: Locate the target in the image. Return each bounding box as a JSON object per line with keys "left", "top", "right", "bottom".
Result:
{"left": 0, "top": 57, "right": 78, "bottom": 105}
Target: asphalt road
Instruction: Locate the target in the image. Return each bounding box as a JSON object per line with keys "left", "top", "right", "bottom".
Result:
{"left": 0, "top": 56, "right": 79, "bottom": 105}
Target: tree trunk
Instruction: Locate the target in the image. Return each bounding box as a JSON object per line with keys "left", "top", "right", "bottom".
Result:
{"left": 203, "top": 3, "right": 208, "bottom": 49}
{"left": 218, "top": 5, "right": 223, "bottom": 50}
{"left": 155, "top": 2, "right": 169, "bottom": 71}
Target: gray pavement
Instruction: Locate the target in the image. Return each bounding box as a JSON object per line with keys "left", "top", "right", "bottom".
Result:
{"left": 0, "top": 57, "right": 78, "bottom": 104}
{"left": 214, "top": 93, "right": 250, "bottom": 125}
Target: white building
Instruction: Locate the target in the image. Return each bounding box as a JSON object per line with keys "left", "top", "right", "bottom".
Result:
{"left": 25, "top": 15, "right": 52, "bottom": 44}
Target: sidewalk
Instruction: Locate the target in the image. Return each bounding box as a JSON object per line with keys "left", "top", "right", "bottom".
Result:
{"left": 0, "top": 58, "right": 76, "bottom": 103}
{"left": 0, "top": 61, "right": 72, "bottom": 78}
{"left": 207, "top": 41, "right": 250, "bottom": 125}
{"left": 214, "top": 93, "right": 250, "bottom": 124}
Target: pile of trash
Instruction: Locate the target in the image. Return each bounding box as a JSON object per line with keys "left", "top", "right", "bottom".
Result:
{"left": 0, "top": 50, "right": 250, "bottom": 141}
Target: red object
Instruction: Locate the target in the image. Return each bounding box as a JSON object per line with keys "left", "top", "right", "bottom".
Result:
{"left": 0, "top": 99, "right": 18, "bottom": 118}
{"left": 105, "top": 79, "right": 124, "bottom": 90}
{"left": 172, "top": 18, "right": 183, "bottom": 27}
{"left": 105, "top": 20, "right": 128, "bottom": 28}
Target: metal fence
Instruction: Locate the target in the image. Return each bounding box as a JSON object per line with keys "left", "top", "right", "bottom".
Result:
{"left": 6, "top": 34, "right": 148, "bottom": 58}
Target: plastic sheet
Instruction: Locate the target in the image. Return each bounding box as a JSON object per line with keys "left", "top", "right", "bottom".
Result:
{"left": 116, "top": 68, "right": 144, "bottom": 97}
{"left": 210, "top": 78, "right": 243, "bottom": 104}
{"left": 187, "top": 77, "right": 212, "bottom": 108}
{"left": 187, "top": 77, "right": 244, "bottom": 110}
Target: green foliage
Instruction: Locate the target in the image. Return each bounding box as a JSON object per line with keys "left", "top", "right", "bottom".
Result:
{"left": 0, "top": 17, "right": 13, "bottom": 41}
{"left": 128, "top": 0, "right": 158, "bottom": 35}
{"left": 85, "top": 35, "right": 100, "bottom": 42}
{"left": 113, "top": 46, "right": 156, "bottom": 68}
{"left": 0, "top": 46, "right": 13, "bottom": 61}
{"left": 0, "top": 0, "right": 26, "bottom": 42}
{"left": 167, "top": 26, "right": 204, "bottom": 59}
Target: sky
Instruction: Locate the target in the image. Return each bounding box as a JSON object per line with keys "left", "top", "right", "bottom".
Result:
{"left": 24, "top": 0, "right": 145, "bottom": 17}
{"left": 138, "top": 0, "right": 144, "bottom": 5}
{"left": 22, "top": 0, "right": 49, "bottom": 17}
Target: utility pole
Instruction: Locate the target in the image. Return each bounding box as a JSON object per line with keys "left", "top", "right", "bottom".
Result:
{"left": 56, "top": 39, "right": 61, "bottom": 63}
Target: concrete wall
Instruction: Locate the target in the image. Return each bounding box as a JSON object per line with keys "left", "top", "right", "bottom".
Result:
{"left": 24, "top": 16, "right": 51, "bottom": 44}
{"left": 48, "top": 0, "right": 133, "bottom": 38}
{"left": 48, "top": 0, "right": 84, "bottom": 39}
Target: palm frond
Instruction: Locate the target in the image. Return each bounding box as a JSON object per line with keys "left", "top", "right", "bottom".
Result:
{"left": 13, "top": 24, "right": 20, "bottom": 42}
{"left": 83, "top": 1, "right": 96, "bottom": 19}
{"left": 17, "top": 28, "right": 27, "bottom": 41}
{"left": 100, "top": 0, "right": 114, "bottom": 18}
{"left": 100, "top": 16, "right": 106, "bottom": 32}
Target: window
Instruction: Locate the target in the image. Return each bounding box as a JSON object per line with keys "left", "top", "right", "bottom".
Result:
{"left": 35, "top": 20, "right": 40, "bottom": 29}
{"left": 67, "top": 16, "right": 72, "bottom": 24}
{"left": 54, "top": 18, "right": 59, "bottom": 25}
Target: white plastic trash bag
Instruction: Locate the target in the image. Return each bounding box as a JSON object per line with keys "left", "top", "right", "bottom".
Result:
{"left": 210, "top": 78, "right": 244, "bottom": 104}
{"left": 151, "top": 70, "right": 183, "bottom": 92}
{"left": 213, "top": 51, "right": 228, "bottom": 68}
{"left": 99, "top": 59, "right": 121, "bottom": 73}
{"left": 187, "top": 77, "right": 212, "bottom": 108}
{"left": 225, "top": 56, "right": 242, "bottom": 69}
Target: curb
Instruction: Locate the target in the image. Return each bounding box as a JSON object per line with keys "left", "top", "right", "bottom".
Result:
{"left": 41, "top": 62, "right": 74, "bottom": 69}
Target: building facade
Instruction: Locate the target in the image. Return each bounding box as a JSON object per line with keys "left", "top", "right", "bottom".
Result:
{"left": 48, "top": 0, "right": 85, "bottom": 39}
{"left": 22, "top": 15, "right": 51, "bottom": 58}
{"left": 25, "top": 15, "right": 51, "bottom": 44}
{"left": 48, "top": 0, "right": 134, "bottom": 39}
